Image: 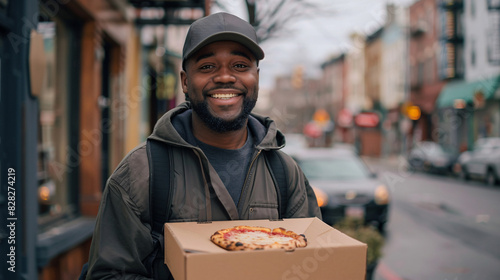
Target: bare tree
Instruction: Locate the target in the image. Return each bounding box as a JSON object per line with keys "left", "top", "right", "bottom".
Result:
{"left": 213, "top": 0, "right": 335, "bottom": 43}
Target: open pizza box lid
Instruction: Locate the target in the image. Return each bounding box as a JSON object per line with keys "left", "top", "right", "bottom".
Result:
{"left": 164, "top": 217, "right": 367, "bottom": 280}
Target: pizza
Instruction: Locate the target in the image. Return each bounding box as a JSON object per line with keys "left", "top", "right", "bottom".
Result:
{"left": 210, "top": 225, "right": 307, "bottom": 251}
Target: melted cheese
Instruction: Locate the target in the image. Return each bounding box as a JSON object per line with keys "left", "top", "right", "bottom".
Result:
{"left": 227, "top": 231, "right": 293, "bottom": 245}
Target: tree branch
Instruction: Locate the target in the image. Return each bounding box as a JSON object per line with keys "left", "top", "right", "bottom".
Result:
{"left": 213, "top": 0, "right": 336, "bottom": 43}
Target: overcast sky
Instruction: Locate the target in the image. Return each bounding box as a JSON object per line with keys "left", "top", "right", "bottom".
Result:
{"left": 212, "top": 0, "right": 417, "bottom": 89}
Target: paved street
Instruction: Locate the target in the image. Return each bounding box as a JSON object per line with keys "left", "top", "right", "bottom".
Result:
{"left": 363, "top": 156, "right": 500, "bottom": 280}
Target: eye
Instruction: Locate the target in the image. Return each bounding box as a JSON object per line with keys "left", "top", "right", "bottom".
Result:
{"left": 199, "top": 64, "right": 215, "bottom": 70}
{"left": 234, "top": 63, "right": 249, "bottom": 71}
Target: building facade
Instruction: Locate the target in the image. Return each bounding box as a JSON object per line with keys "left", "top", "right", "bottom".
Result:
{"left": 380, "top": 4, "right": 409, "bottom": 155}
{"left": 1, "top": 1, "right": 136, "bottom": 279}
{"left": 408, "top": 0, "right": 448, "bottom": 147}
{"left": 463, "top": 0, "right": 500, "bottom": 81}
{"left": 269, "top": 74, "right": 320, "bottom": 134}
{"left": 341, "top": 33, "right": 367, "bottom": 146}
{"left": 345, "top": 33, "right": 367, "bottom": 116}
{"left": 436, "top": 0, "right": 500, "bottom": 153}
{"left": 0, "top": 1, "right": 207, "bottom": 279}
{"left": 320, "top": 54, "right": 347, "bottom": 143}
{"left": 359, "top": 27, "right": 384, "bottom": 156}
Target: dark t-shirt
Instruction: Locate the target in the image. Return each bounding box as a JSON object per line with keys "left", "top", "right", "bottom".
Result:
{"left": 195, "top": 131, "right": 255, "bottom": 207}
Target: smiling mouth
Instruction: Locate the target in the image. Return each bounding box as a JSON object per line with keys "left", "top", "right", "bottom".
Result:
{"left": 210, "top": 93, "right": 240, "bottom": 100}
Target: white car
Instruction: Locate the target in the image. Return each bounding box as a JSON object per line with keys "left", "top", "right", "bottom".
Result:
{"left": 407, "top": 141, "right": 457, "bottom": 175}
{"left": 457, "top": 137, "right": 500, "bottom": 186}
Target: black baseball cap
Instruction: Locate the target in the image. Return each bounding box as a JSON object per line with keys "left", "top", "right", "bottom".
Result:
{"left": 182, "top": 12, "right": 265, "bottom": 64}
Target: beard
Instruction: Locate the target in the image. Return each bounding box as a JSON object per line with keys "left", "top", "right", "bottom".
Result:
{"left": 190, "top": 88, "right": 257, "bottom": 133}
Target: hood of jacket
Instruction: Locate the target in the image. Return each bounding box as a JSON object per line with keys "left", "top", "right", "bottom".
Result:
{"left": 148, "top": 102, "right": 286, "bottom": 151}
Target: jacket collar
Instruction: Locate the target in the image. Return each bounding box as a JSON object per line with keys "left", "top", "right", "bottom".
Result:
{"left": 148, "top": 102, "right": 285, "bottom": 150}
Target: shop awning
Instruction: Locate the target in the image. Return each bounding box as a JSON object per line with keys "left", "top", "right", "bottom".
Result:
{"left": 437, "top": 75, "right": 500, "bottom": 108}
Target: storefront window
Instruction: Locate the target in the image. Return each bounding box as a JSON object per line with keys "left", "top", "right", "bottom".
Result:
{"left": 36, "top": 17, "right": 80, "bottom": 226}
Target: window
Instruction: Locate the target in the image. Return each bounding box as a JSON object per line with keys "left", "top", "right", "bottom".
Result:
{"left": 424, "top": 57, "right": 435, "bottom": 83}
{"left": 438, "top": 43, "right": 450, "bottom": 79}
{"left": 299, "top": 157, "right": 371, "bottom": 180}
{"left": 426, "top": 6, "right": 434, "bottom": 36}
{"left": 456, "top": 9, "right": 464, "bottom": 38}
{"left": 455, "top": 43, "right": 464, "bottom": 77}
{"left": 487, "top": 12, "right": 500, "bottom": 63}
{"left": 417, "top": 61, "right": 424, "bottom": 84}
{"left": 471, "top": 38, "right": 476, "bottom": 66}
{"left": 445, "top": 10, "right": 455, "bottom": 39}
{"left": 439, "top": 9, "right": 447, "bottom": 39}
{"left": 438, "top": 43, "right": 457, "bottom": 78}
{"left": 488, "top": 0, "right": 500, "bottom": 9}
{"left": 410, "top": 62, "right": 417, "bottom": 86}
{"left": 36, "top": 16, "right": 81, "bottom": 227}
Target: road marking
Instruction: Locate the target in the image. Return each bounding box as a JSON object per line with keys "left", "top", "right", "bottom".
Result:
{"left": 376, "top": 261, "right": 404, "bottom": 280}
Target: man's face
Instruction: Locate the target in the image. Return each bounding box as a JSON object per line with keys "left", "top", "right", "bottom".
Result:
{"left": 181, "top": 41, "right": 259, "bottom": 133}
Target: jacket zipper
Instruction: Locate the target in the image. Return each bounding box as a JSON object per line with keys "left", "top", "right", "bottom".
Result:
{"left": 237, "top": 149, "right": 262, "bottom": 211}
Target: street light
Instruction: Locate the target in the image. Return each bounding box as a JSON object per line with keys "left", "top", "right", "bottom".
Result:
{"left": 407, "top": 105, "right": 421, "bottom": 120}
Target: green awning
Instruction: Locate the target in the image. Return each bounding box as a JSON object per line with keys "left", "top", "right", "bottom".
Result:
{"left": 437, "top": 75, "right": 500, "bottom": 108}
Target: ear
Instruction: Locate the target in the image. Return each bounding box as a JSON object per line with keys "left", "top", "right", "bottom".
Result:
{"left": 180, "top": 70, "right": 188, "bottom": 94}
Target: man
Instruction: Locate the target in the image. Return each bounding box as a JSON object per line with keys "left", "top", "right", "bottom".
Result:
{"left": 85, "top": 12, "right": 321, "bottom": 279}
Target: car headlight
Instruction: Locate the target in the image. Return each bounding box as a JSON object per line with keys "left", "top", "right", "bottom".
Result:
{"left": 312, "top": 186, "right": 328, "bottom": 207}
{"left": 374, "top": 185, "right": 389, "bottom": 205}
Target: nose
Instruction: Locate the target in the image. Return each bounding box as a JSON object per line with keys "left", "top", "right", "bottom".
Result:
{"left": 213, "top": 66, "right": 236, "bottom": 84}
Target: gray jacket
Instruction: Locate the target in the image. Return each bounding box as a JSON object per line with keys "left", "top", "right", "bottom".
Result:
{"left": 86, "top": 102, "right": 321, "bottom": 279}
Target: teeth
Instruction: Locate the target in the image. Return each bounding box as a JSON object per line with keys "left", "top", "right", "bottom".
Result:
{"left": 211, "top": 93, "right": 238, "bottom": 99}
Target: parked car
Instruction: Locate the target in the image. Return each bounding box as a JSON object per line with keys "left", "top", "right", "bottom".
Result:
{"left": 407, "top": 141, "right": 457, "bottom": 175}
{"left": 281, "top": 133, "right": 308, "bottom": 157}
{"left": 292, "top": 147, "right": 390, "bottom": 232}
{"left": 456, "top": 137, "right": 500, "bottom": 186}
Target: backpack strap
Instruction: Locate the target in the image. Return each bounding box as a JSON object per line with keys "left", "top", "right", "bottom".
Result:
{"left": 145, "top": 139, "right": 174, "bottom": 279}
{"left": 78, "top": 140, "right": 174, "bottom": 280}
{"left": 265, "top": 150, "right": 289, "bottom": 219}
{"left": 147, "top": 139, "right": 174, "bottom": 242}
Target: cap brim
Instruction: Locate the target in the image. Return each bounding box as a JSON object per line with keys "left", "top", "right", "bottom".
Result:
{"left": 183, "top": 31, "right": 265, "bottom": 61}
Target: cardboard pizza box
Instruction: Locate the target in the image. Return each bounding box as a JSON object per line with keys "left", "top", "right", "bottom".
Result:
{"left": 164, "top": 217, "right": 367, "bottom": 280}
